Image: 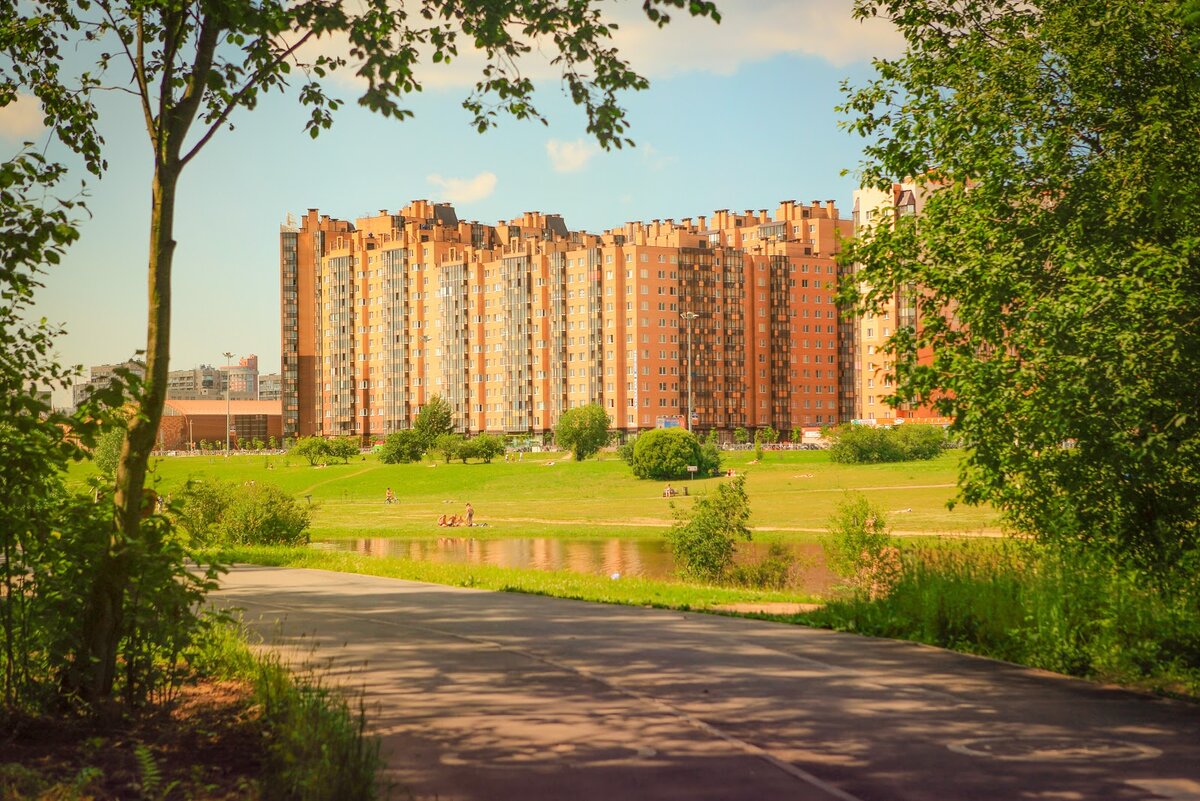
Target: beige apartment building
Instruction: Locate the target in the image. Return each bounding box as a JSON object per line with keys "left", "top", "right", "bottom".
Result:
{"left": 850, "top": 181, "right": 951, "bottom": 425}
{"left": 280, "top": 199, "right": 853, "bottom": 441}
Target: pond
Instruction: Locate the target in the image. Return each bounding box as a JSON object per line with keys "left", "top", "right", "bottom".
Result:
{"left": 312, "top": 536, "right": 837, "bottom": 595}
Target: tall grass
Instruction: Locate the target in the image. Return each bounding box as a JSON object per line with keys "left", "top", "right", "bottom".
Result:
{"left": 192, "top": 621, "right": 383, "bottom": 800}
{"left": 802, "top": 541, "right": 1200, "bottom": 696}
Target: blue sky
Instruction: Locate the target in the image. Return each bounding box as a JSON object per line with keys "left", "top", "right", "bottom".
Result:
{"left": 3, "top": 0, "right": 901, "bottom": 385}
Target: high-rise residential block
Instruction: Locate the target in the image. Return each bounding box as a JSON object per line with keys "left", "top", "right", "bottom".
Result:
{"left": 280, "top": 199, "right": 852, "bottom": 441}
{"left": 850, "top": 182, "right": 950, "bottom": 425}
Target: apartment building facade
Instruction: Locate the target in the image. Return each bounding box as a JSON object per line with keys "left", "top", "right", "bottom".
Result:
{"left": 280, "top": 199, "right": 852, "bottom": 441}
{"left": 850, "top": 182, "right": 951, "bottom": 425}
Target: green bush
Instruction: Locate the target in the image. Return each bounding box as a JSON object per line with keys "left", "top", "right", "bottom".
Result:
{"left": 667, "top": 474, "right": 751, "bottom": 582}
{"left": 824, "top": 494, "right": 894, "bottom": 589}
{"left": 469, "top": 433, "right": 506, "bottom": 463}
{"left": 616, "top": 435, "right": 637, "bottom": 466}
{"left": 630, "top": 428, "right": 702, "bottom": 480}
{"left": 827, "top": 424, "right": 947, "bottom": 463}
{"left": 221, "top": 484, "right": 311, "bottom": 546}
{"left": 379, "top": 430, "right": 425, "bottom": 464}
{"left": 728, "top": 542, "right": 798, "bottom": 590}
{"left": 434, "top": 433, "right": 466, "bottom": 463}
{"left": 176, "top": 480, "right": 309, "bottom": 547}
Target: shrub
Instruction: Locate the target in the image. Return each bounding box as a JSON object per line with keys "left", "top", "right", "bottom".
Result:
{"left": 379, "top": 430, "right": 425, "bottom": 464}
{"left": 92, "top": 426, "right": 125, "bottom": 478}
{"left": 733, "top": 426, "right": 749, "bottom": 444}
{"left": 698, "top": 431, "right": 722, "bottom": 478}
{"left": 824, "top": 494, "right": 900, "bottom": 599}
{"left": 667, "top": 474, "right": 751, "bottom": 582}
{"left": 616, "top": 436, "right": 637, "bottom": 466}
{"left": 221, "top": 484, "right": 311, "bottom": 546}
{"left": 827, "top": 424, "right": 946, "bottom": 464}
{"left": 176, "top": 480, "right": 309, "bottom": 547}
{"left": 728, "top": 542, "right": 800, "bottom": 590}
{"left": 630, "top": 428, "right": 701, "bottom": 480}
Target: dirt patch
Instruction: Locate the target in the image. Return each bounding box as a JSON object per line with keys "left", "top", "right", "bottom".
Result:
{"left": 1, "top": 679, "right": 263, "bottom": 800}
{"left": 709, "top": 602, "right": 824, "bottom": 615}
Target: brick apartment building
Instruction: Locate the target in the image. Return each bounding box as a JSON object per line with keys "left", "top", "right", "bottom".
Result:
{"left": 850, "top": 181, "right": 951, "bottom": 426}
{"left": 280, "top": 199, "right": 854, "bottom": 441}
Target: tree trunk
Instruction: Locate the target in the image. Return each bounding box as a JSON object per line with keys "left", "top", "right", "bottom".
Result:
{"left": 76, "top": 159, "right": 178, "bottom": 707}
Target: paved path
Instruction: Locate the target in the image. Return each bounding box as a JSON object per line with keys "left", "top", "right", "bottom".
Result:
{"left": 213, "top": 565, "right": 1200, "bottom": 801}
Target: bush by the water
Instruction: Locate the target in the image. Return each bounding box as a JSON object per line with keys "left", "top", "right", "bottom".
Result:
{"left": 177, "top": 479, "right": 310, "bottom": 546}
{"left": 667, "top": 474, "right": 751, "bottom": 582}
{"left": 630, "top": 428, "right": 721, "bottom": 480}
{"left": 824, "top": 494, "right": 901, "bottom": 600}
{"left": 801, "top": 541, "right": 1200, "bottom": 696}
{"left": 827, "top": 423, "right": 947, "bottom": 463}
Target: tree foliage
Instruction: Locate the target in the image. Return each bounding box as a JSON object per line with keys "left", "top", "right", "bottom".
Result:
{"left": 827, "top": 424, "right": 946, "bottom": 464}
{"left": 554, "top": 403, "right": 610, "bottom": 461}
{"left": 0, "top": 0, "right": 719, "bottom": 706}
{"left": 630, "top": 428, "right": 701, "bottom": 480}
{"left": 667, "top": 474, "right": 751, "bottom": 582}
{"left": 290, "top": 436, "right": 331, "bottom": 466}
{"left": 841, "top": 0, "right": 1200, "bottom": 586}
{"left": 176, "top": 479, "right": 309, "bottom": 547}
{"left": 414, "top": 396, "right": 455, "bottom": 448}
{"left": 379, "top": 430, "right": 425, "bottom": 464}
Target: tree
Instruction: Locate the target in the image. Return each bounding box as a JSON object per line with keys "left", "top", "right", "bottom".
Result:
{"left": 290, "top": 436, "right": 331, "bottom": 466}
{"left": 667, "top": 474, "right": 751, "bottom": 582}
{"left": 414, "top": 396, "right": 455, "bottom": 449}
{"left": 733, "top": 427, "right": 749, "bottom": 445}
{"left": 379, "top": 430, "right": 425, "bottom": 464}
{"left": 841, "top": 0, "right": 1200, "bottom": 587}
{"left": 327, "top": 436, "right": 360, "bottom": 464}
{"left": 554, "top": 404, "right": 611, "bottom": 461}
{"left": 470, "top": 433, "right": 506, "bottom": 463}
{"left": 3, "top": 0, "right": 719, "bottom": 704}
{"left": 434, "top": 433, "right": 466, "bottom": 463}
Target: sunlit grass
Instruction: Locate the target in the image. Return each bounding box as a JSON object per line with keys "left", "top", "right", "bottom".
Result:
{"left": 70, "top": 448, "right": 999, "bottom": 542}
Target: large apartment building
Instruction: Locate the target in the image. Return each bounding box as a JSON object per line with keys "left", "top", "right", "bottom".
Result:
{"left": 850, "top": 181, "right": 951, "bottom": 425}
{"left": 280, "top": 199, "right": 853, "bottom": 441}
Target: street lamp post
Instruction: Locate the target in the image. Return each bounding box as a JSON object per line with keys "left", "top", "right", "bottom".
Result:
{"left": 680, "top": 312, "right": 698, "bottom": 432}
{"left": 222, "top": 351, "right": 234, "bottom": 456}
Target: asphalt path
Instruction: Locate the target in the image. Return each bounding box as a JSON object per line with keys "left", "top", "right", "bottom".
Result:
{"left": 213, "top": 565, "right": 1200, "bottom": 801}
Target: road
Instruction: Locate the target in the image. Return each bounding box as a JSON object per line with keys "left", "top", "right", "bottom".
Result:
{"left": 213, "top": 565, "right": 1200, "bottom": 801}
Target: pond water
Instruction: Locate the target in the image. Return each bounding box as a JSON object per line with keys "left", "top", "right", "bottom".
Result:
{"left": 313, "top": 536, "right": 837, "bottom": 595}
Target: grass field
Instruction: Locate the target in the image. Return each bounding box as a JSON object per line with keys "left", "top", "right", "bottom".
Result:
{"left": 69, "top": 447, "right": 999, "bottom": 541}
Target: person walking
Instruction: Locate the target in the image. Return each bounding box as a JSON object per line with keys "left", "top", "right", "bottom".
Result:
{"left": 464, "top": 502, "right": 475, "bottom": 526}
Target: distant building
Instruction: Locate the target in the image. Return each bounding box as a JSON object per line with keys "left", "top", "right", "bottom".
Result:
{"left": 166, "top": 365, "right": 225, "bottom": 400}
{"left": 73, "top": 360, "right": 146, "bottom": 410}
{"left": 281, "top": 199, "right": 853, "bottom": 441}
{"left": 850, "top": 181, "right": 950, "bottom": 426}
{"left": 258, "top": 372, "right": 281, "bottom": 401}
{"left": 159, "top": 399, "right": 283, "bottom": 450}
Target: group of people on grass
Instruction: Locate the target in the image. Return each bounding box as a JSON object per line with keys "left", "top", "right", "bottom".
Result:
{"left": 438, "top": 502, "right": 474, "bottom": 528}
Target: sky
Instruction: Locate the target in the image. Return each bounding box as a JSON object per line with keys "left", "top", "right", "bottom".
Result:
{"left": 3, "top": 0, "right": 902, "bottom": 393}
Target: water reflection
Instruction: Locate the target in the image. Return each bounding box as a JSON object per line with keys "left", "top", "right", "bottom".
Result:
{"left": 313, "top": 536, "right": 835, "bottom": 594}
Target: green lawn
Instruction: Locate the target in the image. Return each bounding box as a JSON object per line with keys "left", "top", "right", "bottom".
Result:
{"left": 70, "top": 448, "right": 998, "bottom": 541}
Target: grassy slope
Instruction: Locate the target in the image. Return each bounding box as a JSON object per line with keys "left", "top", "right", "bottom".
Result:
{"left": 70, "top": 448, "right": 999, "bottom": 542}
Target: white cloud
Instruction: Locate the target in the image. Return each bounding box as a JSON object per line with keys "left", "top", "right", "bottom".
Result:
{"left": 640, "top": 142, "right": 676, "bottom": 171}
{"left": 0, "top": 93, "right": 45, "bottom": 139}
{"left": 546, "top": 138, "right": 597, "bottom": 173}
{"left": 299, "top": 0, "right": 901, "bottom": 94}
{"left": 425, "top": 171, "right": 497, "bottom": 203}
{"left": 609, "top": 0, "right": 904, "bottom": 75}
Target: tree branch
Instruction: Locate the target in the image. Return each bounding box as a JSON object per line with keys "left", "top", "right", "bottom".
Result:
{"left": 94, "top": 0, "right": 156, "bottom": 140}
{"left": 179, "top": 28, "right": 317, "bottom": 167}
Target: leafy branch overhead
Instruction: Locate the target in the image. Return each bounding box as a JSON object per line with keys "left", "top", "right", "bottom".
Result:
{"left": 0, "top": 0, "right": 720, "bottom": 708}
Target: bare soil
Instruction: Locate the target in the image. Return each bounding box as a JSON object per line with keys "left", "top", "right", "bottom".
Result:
{"left": 1, "top": 679, "right": 264, "bottom": 800}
